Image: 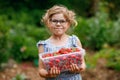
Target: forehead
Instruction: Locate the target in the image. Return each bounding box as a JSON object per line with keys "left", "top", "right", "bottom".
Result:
{"left": 51, "top": 13, "right": 66, "bottom": 20}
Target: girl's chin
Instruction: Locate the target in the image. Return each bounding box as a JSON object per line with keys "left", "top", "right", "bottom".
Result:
{"left": 54, "top": 33, "right": 64, "bottom": 36}
{"left": 54, "top": 31, "right": 64, "bottom": 35}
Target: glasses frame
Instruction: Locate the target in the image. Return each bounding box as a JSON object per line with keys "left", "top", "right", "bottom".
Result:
{"left": 50, "top": 19, "right": 68, "bottom": 25}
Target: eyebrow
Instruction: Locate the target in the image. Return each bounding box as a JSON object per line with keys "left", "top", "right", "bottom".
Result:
{"left": 50, "top": 19, "right": 66, "bottom": 20}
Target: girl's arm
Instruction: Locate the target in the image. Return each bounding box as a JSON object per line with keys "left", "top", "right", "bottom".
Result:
{"left": 69, "top": 38, "right": 86, "bottom": 73}
{"left": 77, "top": 39, "right": 86, "bottom": 72}
{"left": 38, "top": 45, "right": 60, "bottom": 78}
{"left": 38, "top": 45, "right": 48, "bottom": 78}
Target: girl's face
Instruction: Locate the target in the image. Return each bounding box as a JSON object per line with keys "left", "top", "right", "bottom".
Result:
{"left": 47, "top": 13, "right": 70, "bottom": 36}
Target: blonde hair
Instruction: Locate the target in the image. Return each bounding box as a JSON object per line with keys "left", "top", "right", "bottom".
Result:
{"left": 41, "top": 5, "right": 77, "bottom": 27}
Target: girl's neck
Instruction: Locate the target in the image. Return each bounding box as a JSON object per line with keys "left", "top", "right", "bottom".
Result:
{"left": 48, "top": 34, "right": 69, "bottom": 46}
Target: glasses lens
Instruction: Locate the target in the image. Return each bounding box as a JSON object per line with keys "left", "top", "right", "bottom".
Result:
{"left": 50, "top": 19, "right": 67, "bottom": 24}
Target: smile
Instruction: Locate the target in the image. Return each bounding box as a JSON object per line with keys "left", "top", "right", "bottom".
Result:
{"left": 54, "top": 28, "right": 63, "bottom": 29}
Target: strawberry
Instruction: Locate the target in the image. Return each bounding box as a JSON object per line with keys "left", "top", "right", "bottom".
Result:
{"left": 49, "top": 58, "right": 54, "bottom": 62}
{"left": 62, "top": 56, "right": 67, "bottom": 60}
{"left": 58, "top": 48, "right": 65, "bottom": 53}
{"left": 55, "top": 59, "right": 60, "bottom": 63}
{"left": 71, "top": 54, "right": 76, "bottom": 58}
{"left": 76, "top": 57, "right": 80, "bottom": 60}
{"left": 63, "top": 51, "right": 68, "bottom": 54}
{"left": 66, "top": 48, "right": 73, "bottom": 53}
{"left": 48, "top": 62, "right": 53, "bottom": 66}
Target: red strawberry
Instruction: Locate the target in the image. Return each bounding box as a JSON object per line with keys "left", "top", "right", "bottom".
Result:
{"left": 49, "top": 58, "right": 54, "bottom": 62}
{"left": 55, "top": 59, "right": 60, "bottom": 63}
{"left": 58, "top": 48, "right": 64, "bottom": 53}
{"left": 66, "top": 48, "right": 73, "bottom": 53}
{"left": 76, "top": 57, "right": 80, "bottom": 60}
{"left": 62, "top": 56, "right": 67, "bottom": 60}
{"left": 63, "top": 51, "right": 68, "bottom": 54}
{"left": 71, "top": 54, "right": 76, "bottom": 58}
{"left": 48, "top": 62, "right": 53, "bottom": 67}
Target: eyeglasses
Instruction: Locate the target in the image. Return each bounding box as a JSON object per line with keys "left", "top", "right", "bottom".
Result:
{"left": 50, "top": 19, "right": 67, "bottom": 25}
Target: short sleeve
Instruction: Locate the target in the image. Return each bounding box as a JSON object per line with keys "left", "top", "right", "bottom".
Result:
{"left": 71, "top": 35, "right": 86, "bottom": 56}
{"left": 36, "top": 40, "right": 46, "bottom": 48}
{"left": 71, "top": 35, "right": 80, "bottom": 47}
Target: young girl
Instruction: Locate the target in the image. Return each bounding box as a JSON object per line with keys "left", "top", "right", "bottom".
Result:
{"left": 37, "top": 5, "right": 86, "bottom": 80}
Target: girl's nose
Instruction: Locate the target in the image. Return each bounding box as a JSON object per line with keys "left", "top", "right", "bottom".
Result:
{"left": 56, "top": 22, "right": 61, "bottom": 25}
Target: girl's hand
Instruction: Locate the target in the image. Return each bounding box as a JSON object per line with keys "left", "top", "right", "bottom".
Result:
{"left": 46, "top": 66, "right": 61, "bottom": 78}
{"left": 69, "top": 63, "right": 85, "bottom": 73}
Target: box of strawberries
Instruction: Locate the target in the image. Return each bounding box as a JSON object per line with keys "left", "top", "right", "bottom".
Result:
{"left": 39, "top": 47, "right": 85, "bottom": 72}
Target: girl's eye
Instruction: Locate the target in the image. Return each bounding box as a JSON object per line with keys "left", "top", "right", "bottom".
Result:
{"left": 50, "top": 19, "right": 67, "bottom": 24}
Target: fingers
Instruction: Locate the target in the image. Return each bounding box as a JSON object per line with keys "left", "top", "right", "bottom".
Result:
{"left": 49, "top": 66, "right": 60, "bottom": 77}
{"left": 79, "top": 66, "right": 85, "bottom": 72}
{"left": 70, "top": 63, "right": 79, "bottom": 73}
{"left": 78, "top": 63, "right": 86, "bottom": 72}
{"left": 69, "top": 63, "right": 86, "bottom": 73}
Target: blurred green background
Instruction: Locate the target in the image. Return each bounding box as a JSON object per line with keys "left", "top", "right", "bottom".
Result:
{"left": 0, "top": 0, "right": 120, "bottom": 72}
